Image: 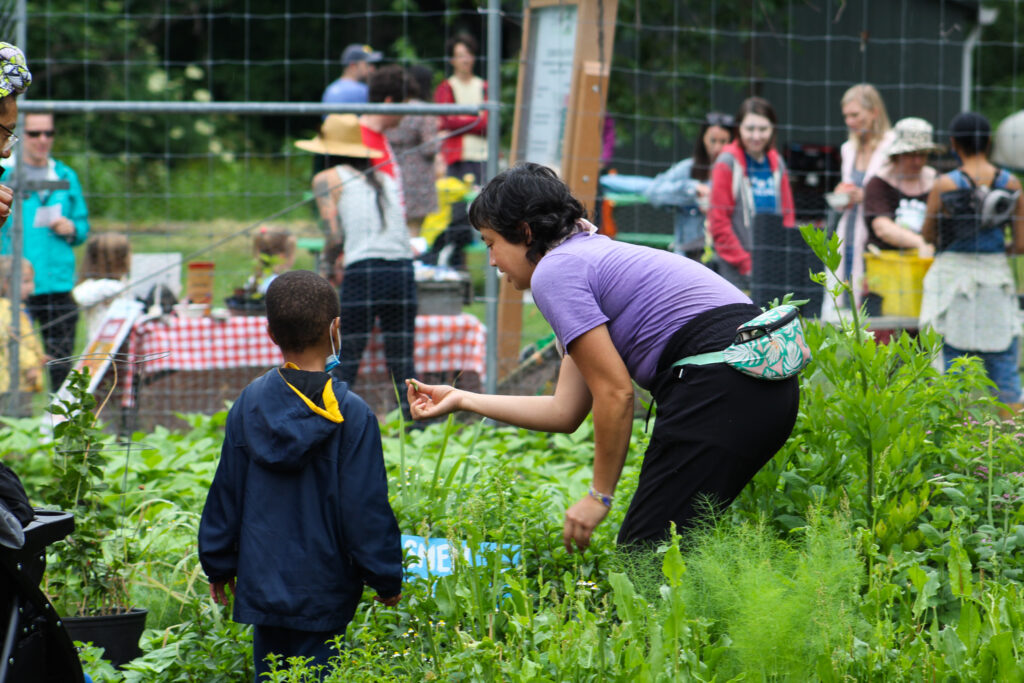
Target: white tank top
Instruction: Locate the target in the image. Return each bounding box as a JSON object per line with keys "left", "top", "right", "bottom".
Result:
{"left": 335, "top": 165, "right": 413, "bottom": 266}
{"left": 448, "top": 76, "right": 487, "bottom": 162}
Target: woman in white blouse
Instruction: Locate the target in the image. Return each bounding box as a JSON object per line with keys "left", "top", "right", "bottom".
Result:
{"left": 829, "top": 84, "right": 894, "bottom": 313}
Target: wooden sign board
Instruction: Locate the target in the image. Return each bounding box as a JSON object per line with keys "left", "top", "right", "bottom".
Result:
{"left": 500, "top": 0, "right": 618, "bottom": 380}
{"left": 53, "top": 297, "right": 144, "bottom": 404}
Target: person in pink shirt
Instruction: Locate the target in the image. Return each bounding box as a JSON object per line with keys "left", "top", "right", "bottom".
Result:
{"left": 434, "top": 32, "right": 487, "bottom": 184}
{"left": 708, "top": 97, "right": 796, "bottom": 290}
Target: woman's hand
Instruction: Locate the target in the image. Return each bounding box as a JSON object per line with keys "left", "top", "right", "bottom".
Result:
{"left": 51, "top": 216, "right": 75, "bottom": 238}
{"left": 406, "top": 379, "right": 462, "bottom": 420}
{"left": 836, "top": 182, "right": 863, "bottom": 209}
{"left": 0, "top": 183, "right": 12, "bottom": 225}
{"left": 563, "top": 495, "right": 610, "bottom": 553}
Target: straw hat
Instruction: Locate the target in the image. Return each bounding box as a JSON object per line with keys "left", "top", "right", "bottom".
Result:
{"left": 294, "top": 114, "right": 383, "bottom": 158}
{"left": 888, "top": 117, "right": 944, "bottom": 157}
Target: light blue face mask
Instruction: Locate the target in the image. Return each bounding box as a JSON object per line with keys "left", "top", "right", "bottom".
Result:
{"left": 325, "top": 322, "right": 340, "bottom": 373}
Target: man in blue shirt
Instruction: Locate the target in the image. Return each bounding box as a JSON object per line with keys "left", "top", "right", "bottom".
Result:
{"left": 321, "top": 43, "right": 383, "bottom": 106}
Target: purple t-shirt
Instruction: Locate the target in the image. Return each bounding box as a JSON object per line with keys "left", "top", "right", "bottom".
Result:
{"left": 530, "top": 233, "right": 749, "bottom": 389}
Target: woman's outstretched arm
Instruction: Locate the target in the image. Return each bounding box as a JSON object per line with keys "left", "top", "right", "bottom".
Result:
{"left": 407, "top": 324, "right": 635, "bottom": 553}
{"left": 406, "top": 349, "right": 593, "bottom": 433}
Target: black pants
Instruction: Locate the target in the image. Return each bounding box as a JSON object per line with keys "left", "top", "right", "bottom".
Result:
{"left": 617, "top": 303, "right": 801, "bottom": 546}
{"left": 25, "top": 292, "right": 78, "bottom": 391}
{"left": 339, "top": 259, "right": 417, "bottom": 418}
{"left": 252, "top": 624, "right": 343, "bottom": 682}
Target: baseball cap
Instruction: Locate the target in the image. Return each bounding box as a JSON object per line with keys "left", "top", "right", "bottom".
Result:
{"left": 341, "top": 44, "right": 383, "bottom": 66}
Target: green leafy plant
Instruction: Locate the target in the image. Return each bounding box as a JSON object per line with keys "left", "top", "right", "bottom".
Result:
{"left": 42, "top": 367, "right": 138, "bottom": 616}
{"left": 8, "top": 349, "right": 1024, "bottom": 679}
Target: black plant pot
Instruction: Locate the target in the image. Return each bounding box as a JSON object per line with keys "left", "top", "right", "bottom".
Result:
{"left": 225, "top": 295, "right": 266, "bottom": 316}
{"left": 63, "top": 607, "right": 148, "bottom": 667}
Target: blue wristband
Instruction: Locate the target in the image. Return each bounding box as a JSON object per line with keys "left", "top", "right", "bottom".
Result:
{"left": 588, "top": 487, "right": 613, "bottom": 508}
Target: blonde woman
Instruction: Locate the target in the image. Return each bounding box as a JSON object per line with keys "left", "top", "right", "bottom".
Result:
{"left": 830, "top": 84, "right": 894, "bottom": 312}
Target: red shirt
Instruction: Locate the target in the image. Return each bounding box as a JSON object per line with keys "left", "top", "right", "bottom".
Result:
{"left": 361, "top": 124, "right": 398, "bottom": 178}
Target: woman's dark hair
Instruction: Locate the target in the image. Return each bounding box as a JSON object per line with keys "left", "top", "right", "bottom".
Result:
{"left": 408, "top": 64, "right": 434, "bottom": 101}
{"left": 691, "top": 112, "right": 735, "bottom": 182}
{"left": 468, "top": 162, "right": 586, "bottom": 264}
{"left": 446, "top": 32, "right": 478, "bottom": 58}
{"left": 949, "top": 111, "right": 991, "bottom": 157}
{"left": 735, "top": 96, "right": 778, "bottom": 151}
{"left": 331, "top": 155, "right": 388, "bottom": 227}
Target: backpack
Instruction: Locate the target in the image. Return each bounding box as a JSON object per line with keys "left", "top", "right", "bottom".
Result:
{"left": 937, "top": 168, "right": 1019, "bottom": 250}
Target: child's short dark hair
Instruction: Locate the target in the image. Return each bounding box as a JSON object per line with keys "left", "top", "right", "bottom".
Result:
{"left": 265, "top": 270, "right": 340, "bottom": 352}
{"left": 368, "top": 64, "right": 410, "bottom": 104}
{"left": 949, "top": 111, "right": 991, "bottom": 157}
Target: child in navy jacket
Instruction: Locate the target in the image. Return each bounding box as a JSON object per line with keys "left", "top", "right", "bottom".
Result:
{"left": 198, "top": 270, "right": 402, "bottom": 681}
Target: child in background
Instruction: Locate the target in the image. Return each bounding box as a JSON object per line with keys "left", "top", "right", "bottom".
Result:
{"left": 198, "top": 270, "right": 402, "bottom": 681}
{"left": 72, "top": 233, "right": 132, "bottom": 340}
{"left": 250, "top": 228, "right": 297, "bottom": 295}
{"left": 419, "top": 153, "right": 475, "bottom": 266}
{"left": 0, "top": 256, "right": 46, "bottom": 413}
{"left": 422, "top": 186, "right": 472, "bottom": 248}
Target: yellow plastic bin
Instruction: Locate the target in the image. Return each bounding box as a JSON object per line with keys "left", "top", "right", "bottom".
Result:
{"left": 863, "top": 251, "right": 933, "bottom": 317}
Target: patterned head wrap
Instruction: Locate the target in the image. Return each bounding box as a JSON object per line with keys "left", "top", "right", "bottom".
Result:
{"left": 0, "top": 43, "right": 31, "bottom": 99}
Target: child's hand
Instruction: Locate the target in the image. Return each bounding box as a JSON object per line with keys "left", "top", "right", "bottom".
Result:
{"left": 374, "top": 593, "right": 402, "bottom": 607}
{"left": 210, "top": 577, "right": 236, "bottom": 605}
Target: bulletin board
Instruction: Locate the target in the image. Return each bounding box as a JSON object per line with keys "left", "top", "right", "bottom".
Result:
{"left": 501, "top": 0, "right": 618, "bottom": 380}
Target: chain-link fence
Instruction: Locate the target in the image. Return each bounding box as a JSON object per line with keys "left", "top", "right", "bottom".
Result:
{"left": 2, "top": 0, "right": 1023, "bottom": 427}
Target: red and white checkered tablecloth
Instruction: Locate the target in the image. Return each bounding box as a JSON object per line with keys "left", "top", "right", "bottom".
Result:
{"left": 122, "top": 313, "right": 486, "bottom": 406}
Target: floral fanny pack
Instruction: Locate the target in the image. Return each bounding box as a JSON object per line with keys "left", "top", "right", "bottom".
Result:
{"left": 671, "top": 305, "right": 811, "bottom": 380}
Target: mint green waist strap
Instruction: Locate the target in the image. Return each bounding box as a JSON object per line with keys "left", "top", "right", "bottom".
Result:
{"left": 671, "top": 351, "right": 725, "bottom": 370}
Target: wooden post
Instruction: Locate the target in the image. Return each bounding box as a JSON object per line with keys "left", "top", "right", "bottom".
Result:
{"left": 499, "top": 0, "right": 618, "bottom": 382}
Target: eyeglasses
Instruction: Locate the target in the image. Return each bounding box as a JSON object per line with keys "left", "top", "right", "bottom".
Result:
{"left": 0, "top": 122, "right": 18, "bottom": 154}
{"left": 25, "top": 130, "right": 54, "bottom": 139}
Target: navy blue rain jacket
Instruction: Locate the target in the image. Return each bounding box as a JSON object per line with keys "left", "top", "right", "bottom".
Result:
{"left": 198, "top": 366, "right": 402, "bottom": 631}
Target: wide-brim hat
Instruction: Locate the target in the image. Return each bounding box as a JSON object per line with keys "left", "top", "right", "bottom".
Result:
{"left": 293, "top": 114, "right": 384, "bottom": 158}
{"left": 888, "top": 117, "right": 944, "bottom": 157}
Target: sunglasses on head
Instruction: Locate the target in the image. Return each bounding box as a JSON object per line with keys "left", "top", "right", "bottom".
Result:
{"left": 705, "top": 113, "right": 736, "bottom": 128}
{"left": 25, "top": 130, "right": 55, "bottom": 138}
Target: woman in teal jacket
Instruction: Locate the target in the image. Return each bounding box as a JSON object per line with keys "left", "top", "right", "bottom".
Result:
{"left": 1, "top": 113, "right": 90, "bottom": 390}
